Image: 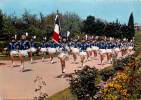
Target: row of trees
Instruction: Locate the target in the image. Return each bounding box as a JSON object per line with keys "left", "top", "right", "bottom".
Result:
{"left": 0, "top": 10, "right": 82, "bottom": 41}
{"left": 82, "top": 13, "right": 135, "bottom": 39}
{"left": 0, "top": 9, "right": 135, "bottom": 41}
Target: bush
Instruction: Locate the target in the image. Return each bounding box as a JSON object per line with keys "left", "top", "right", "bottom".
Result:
{"left": 99, "top": 66, "right": 115, "bottom": 81}
{"left": 96, "top": 71, "right": 129, "bottom": 99}
{"left": 0, "top": 41, "right": 8, "bottom": 48}
{"left": 97, "top": 55, "right": 141, "bottom": 99}
{"left": 113, "top": 55, "right": 135, "bottom": 71}
{"left": 69, "top": 66, "right": 99, "bottom": 99}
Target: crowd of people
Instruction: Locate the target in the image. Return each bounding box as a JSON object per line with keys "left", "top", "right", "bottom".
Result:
{"left": 5, "top": 33, "right": 134, "bottom": 77}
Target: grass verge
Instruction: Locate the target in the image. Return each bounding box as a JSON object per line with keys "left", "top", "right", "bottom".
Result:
{"left": 135, "top": 31, "right": 141, "bottom": 54}
{"left": 48, "top": 88, "right": 77, "bottom": 100}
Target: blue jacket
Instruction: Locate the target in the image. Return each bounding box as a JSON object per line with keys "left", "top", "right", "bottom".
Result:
{"left": 18, "top": 40, "right": 30, "bottom": 50}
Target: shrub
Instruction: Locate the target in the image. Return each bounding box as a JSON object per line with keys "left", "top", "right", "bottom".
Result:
{"left": 125, "top": 56, "right": 141, "bottom": 99}
{"left": 99, "top": 66, "right": 115, "bottom": 81}
{"left": 95, "top": 71, "right": 129, "bottom": 100}
{"left": 0, "top": 41, "right": 8, "bottom": 48}
{"left": 96, "top": 55, "right": 141, "bottom": 99}
{"left": 113, "top": 55, "right": 135, "bottom": 71}
{"left": 69, "top": 66, "right": 99, "bottom": 99}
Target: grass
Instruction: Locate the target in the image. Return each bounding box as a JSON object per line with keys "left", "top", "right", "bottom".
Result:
{"left": 0, "top": 55, "right": 42, "bottom": 60}
{"left": 134, "top": 31, "right": 141, "bottom": 61}
{"left": 0, "top": 53, "right": 49, "bottom": 60}
{"left": 135, "top": 31, "right": 141, "bottom": 54}
{"left": 48, "top": 88, "right": 77, "bottom": 100}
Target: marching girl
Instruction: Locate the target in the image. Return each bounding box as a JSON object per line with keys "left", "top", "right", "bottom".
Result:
{"left": 86, "top": 41, "right": 93, "bottom": 61}
{"left": 29, "top": 36, "right": 37, "bottom": 64}
{"left": 91, "top": 41, "right": 99, "bottom": 59}
{"left": 79, "top": 41, "right": 87, "bottom": 67}
{"left": 18, "top": 34, "right": 30, "bottom": 72}
{"left": 58, "top": 38, "right": 69, "bottom": 77}
{"left": 124, "top": 41, "right": 129, "bottom": 56}
{"left": 99, "top": 41, "right": 107, "bottom": 65}
{"left": 120, "top": 42, "right": 126, "bottom": 57}
{"left": 127, "top": 40, "right": 134, "bottom": 55}
{"left": 40, "top": 38, "right": 48, "bottom": 62}
{"left": 105, "top": 42, "right": 113, "bottom": 64}
{"left": 47, "top": 40, "right": 57, "bottom": 64}
{"left": 70, "top": 41, "right": 80, "bottom": 64}
{"left": 6, "top": 36, "right": 19, "bottom": 67}
{"left": 111, "top": 42, "right": 118, "bottom": 59}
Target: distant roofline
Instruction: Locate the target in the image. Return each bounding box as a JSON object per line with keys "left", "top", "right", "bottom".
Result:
{"left": 134, "top": 24, "right": 141, "bottom": 27}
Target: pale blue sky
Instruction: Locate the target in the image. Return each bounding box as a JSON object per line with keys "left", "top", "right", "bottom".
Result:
{"left": 0, "top": 0, "right": 141, "bottom": 24}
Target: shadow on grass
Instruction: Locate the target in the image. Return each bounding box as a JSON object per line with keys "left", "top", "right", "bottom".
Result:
{"left": 0, "top": 63, "right": 6, "bottom": 65}
{"left": 48, "top": 88, "right": 77, "bottom": 100}
{"left": 56, "top": 74, "right": 63, "bottom": 78}
{"left": 56, "top": 73, "right": 74, "bottom": 79}
{"left": 31, "top": 61, "right": 38, "bottom": 64}
{"left": 22, "top": 69, "right": 33, "bottom": 72}
{"left": 13, "top": 65, "right": 21, "bottom": 67}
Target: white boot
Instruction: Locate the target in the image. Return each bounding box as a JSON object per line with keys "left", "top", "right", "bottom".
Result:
{"left": 62, "top": 68, "right": 66, "bottom": 78}
{"left": 51, "top": 60, "right": 54, "bottom": 64}
{"left": 82, "top": 64, "right": 84, "bottom": 67}
{"left": 20, "top": 64, "right": 24, "bottom": 72}
{"left": 63, "top": 68, "right": 66, "bottom": 73}
{"left": 42, "top": 57, "right": 44, "bottom": 62}
{"left": 11, "top": 62, "right": 15, "bottom": 67}
{"left": 30, "top": 58, "right": 33, "bottom": 64}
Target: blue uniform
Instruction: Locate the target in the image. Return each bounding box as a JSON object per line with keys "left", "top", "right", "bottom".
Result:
{"left": 74, "top": 43, "right": 78, "bottom": 48}
{"left": 79, "top": 44, "right": 84, "bottom": 51}
{"left": 18, "top": 40, "right": 30, "bottom": 50}
{"left": 77, "top": 43, "right": 81, "bottom": 48}
{"left": 87, "top": 43, "right": 91, "bottom": 48}
{"left": 70, "top": 42, "right": 76, "bottom": 48}
{"left": 54, "top": 43, "right": 59, "bottom": 48}
{"left": 49, "top": 42, "right": 55, "bottom": 48}
{"left": 8, "top": 42, "right": 18, "bottom": 51}
{"left": 62, "top": 43, "right": 68, "bottom": 52}
{"left": 80, "top": 43, "right": 87, "bottom": 51}
{"left": 40, "top": 42, "right": 47, "bottom": 48}
{"left": 30, "top": 41, "right": 36, "bottom": 48}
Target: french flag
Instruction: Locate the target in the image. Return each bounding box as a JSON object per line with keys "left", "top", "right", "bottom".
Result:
{"left": 52, "top": 15, "right": 60, "bottom": 43}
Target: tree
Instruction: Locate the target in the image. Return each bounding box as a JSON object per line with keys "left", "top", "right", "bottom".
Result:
{"left": 2, "top": 15, "right": 16, "bottom": 34}
{"left": 39, "top": 12, "right": 45, "bottom": 29}
{"left": 94, "top": 19, "right": 105, "bottom": 36}
{"left": 43, "top": 13, "right": 55, "bottom": 36}
{"left": 82, "top": 15, "right": 95, "bottom": 34}
{"left": 61, "top": 12, "right": 82, "bottom": 36}
{"left": 128, "top": 12, "right": 135, "bottom": 39}
{"left": 0, "top": 9, "right": 4, "bottom": 34}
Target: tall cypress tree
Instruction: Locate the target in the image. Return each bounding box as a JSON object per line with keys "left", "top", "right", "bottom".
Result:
{"left": 128, "top": 12, "right": 135, "bottom": 39}
{"left": 0, "top": 9, "right": 4, "bottom": 34}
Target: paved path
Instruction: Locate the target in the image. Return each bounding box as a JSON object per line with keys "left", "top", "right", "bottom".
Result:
{"left": 0, "top": 53, "right": 125, "bottom": 99}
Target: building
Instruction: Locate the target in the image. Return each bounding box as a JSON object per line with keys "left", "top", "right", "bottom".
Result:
{"left": 134, "top": 24, "right": 141, "bottom": 32}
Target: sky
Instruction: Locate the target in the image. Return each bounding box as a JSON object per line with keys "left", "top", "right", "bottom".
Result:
{"left": 0, "top": 0, "right": 141, "bottom": 24}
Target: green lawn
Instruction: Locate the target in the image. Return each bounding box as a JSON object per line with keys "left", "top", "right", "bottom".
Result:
{"left": 0, "top": 53, "right": 49, "bottom": 60}
{"left": 135, "top": 31, "right": 141, "bottom": 53}
{"left": 48, "top": 88, "right": 77, "bottom": 100}
{"left": 0, "top": 55, "right": 42, "bottom": 60}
